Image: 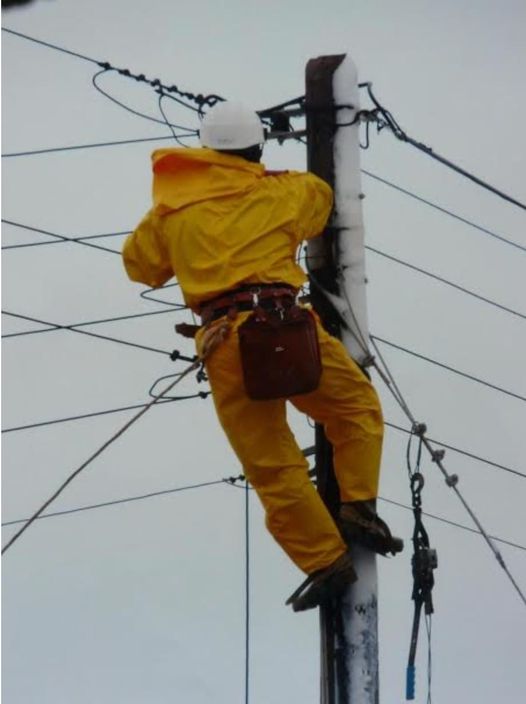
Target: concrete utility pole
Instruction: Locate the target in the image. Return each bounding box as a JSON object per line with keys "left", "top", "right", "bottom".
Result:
{"left": 306, "top": 55, "right": 379, "bottom": 704}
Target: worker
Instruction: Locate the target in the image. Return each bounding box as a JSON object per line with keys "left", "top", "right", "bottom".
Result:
{"left": 122, "top": 101, "right": 402, "bottom": 612}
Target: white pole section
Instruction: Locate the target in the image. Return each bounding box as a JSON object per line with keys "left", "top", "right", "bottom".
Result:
{"left": 333, "top": 55, "right": 379, "bottom": 704}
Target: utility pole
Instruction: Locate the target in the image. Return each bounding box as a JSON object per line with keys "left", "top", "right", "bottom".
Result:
{"left": 306, "top": 55, "right": 379, "bottom": 704}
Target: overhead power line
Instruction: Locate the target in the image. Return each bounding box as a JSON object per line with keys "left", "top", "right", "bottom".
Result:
{"left": 3, "top": 475, "right": 524, "bottom": 554}
{"left": 2, "top": 219, "right": 122, "bottom": 255}
{"left": 5, "top": 26, "right": 524, "bottom": 216}
{"left": 322, "top": 281, "right": 526, "bottom": 606}
{"left": 1, "top": 479, "right": 229, "bottom": 526}
{"left": 384, "top": 421, "right": 525, "bottom": 480}
{"left": 2, "top": 26, "right": 100, "bottom": 64}
{"left": 1, "top": 395, "right": 210, "bottom": 434}
{"left": 1, "top": 360, "right": 200, "bottom": 554}
{"left": 2, "top": 26, "right": 223, "bottom": 112}
{"left": 2, "top": 310, "right": 171, "bottom": 356}
{"left": 2, "top": 307, "right": 178, "bottom": 340}
{"left": 1, "top": 225, "right": 130, "bottom": 251}
{"left": 366, "top": 335, "right": 526, "bottom": 607}
{"left": 373, "top": 335, "right": 526, "bottom": 404}
{"left": 1, "top": 134, "right": 192, "bottom": 158}
{"left": 362, "top": 170, "right": 526, "bottom": 254}
{"left": 6, "top": 219, "right": 523, "bottom": 325}
{"left": 366, "top": 246, "right": 526, "bottom": 322}
{"left": 362, "top": 83, "right": 526, "bottom": 213}
{"left": 3, "top": 398, "right": 523, "bottom": 482}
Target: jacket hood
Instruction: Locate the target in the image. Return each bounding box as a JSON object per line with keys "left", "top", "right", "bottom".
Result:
{"left": 151, "top": 147, "right": 265, "bottom": 213}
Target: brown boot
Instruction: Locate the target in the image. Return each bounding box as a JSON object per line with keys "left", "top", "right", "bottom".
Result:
{"left": 339, "top": 500, "right": 404, "bottom": 556}
{"left": 286, "top": 552, "right": 357, "bottom": 612}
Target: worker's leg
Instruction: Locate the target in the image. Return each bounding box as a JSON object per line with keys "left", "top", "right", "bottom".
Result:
{"left": 291, "top": 318, "right": 384, "bottom": 503}
{"left": 200, "top": 315, "right": 347, "bottom": 574}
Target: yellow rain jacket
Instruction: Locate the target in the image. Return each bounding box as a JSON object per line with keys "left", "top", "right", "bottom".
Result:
{"left": 123, "top": 148, "right": 383, "bottom": 576}
{"left": 122, "top": 148, "right": 332, "bottom": 311}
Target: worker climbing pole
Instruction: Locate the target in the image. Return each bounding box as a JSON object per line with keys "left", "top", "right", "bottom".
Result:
{"left": 122, "top": 80, "right": 402, "bottom": 699}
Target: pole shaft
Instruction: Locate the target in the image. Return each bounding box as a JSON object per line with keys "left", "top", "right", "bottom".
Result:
{"left": 306, "top": 55, "right": 379, "bottom": 704}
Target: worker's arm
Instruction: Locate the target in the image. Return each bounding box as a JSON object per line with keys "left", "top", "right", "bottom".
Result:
{"left": 291, "top": 172, "right": 334, "bottom": 242}
{"left": 122, "top": 209, "right": 173, "bottom": 288}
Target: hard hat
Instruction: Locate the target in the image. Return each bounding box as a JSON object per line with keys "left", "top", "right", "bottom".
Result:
{"left": 199, "top": 101, "right": 265, "bottom": 150}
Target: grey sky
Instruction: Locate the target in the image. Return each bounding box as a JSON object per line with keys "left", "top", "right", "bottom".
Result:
{"left": 2, "top": 1, "right": 526, "bottom": 702}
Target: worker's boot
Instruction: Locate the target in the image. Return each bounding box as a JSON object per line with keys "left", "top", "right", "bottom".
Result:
{"left": 339, "top": 500, "right": 404, "bottom": 556}
{"left": 286, "top": 551, "right": 357, "bottom": 612}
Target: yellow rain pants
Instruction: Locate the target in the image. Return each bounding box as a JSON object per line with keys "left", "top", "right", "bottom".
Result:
{"left": 197, "top": 311, "right": 383, "bottom": 575}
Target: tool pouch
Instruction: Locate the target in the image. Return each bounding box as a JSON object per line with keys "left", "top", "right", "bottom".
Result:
{"left": 238, "top": 306, "right": 321, "bottom": 400}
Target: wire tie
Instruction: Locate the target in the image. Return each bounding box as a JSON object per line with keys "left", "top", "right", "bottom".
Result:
{"left": 150, "top": 78, "right": 161, "bottom": 87}
{"left": 97, "top": 61, "right": 111, "bottom": 70}
{"left": 445, "top": 473, "right": 459, "bottom": 487}
{"left": 170, "top": 350, "right": 180, "bottom": 361}
{"left": 413, "top": 422, "right": 427, "bottom": 436}
{"left": 431, "top": 449, "right": 445, "bottom": 463}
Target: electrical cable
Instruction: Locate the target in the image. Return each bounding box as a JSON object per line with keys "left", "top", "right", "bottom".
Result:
{"left": 372, "top": 335, "right": 526, "bottom": 404}
{"left": 1, "top": 359, "right": 200, "bottom": 554}
{"left": 383, "top": 421, "right": 525, "bottom": 480}
{"left": 378, "top": 496, "right": 526, "bottom": 552}
{"left": 2, "top": 27, "right": 223, "bottom": 111}
{"left": 2, "top": 26, "right": 101, "bottom": 64}
{"left": 158, "top": 91, "right": 189, "bottom": 146}
{"left": 1, "top": 479, "right": 229, "bottom": 527}
{"left": 3, "top": 403, "right": 522, "bottom": 483}
{"left": 2, "top": 307, "right": 178, "bottom": 340}
{"left": 361, "top": 169, "right": 526, "bottom": 254}
{"left": 2, "top": 232, "right": 129, "bottom": 251}
{"left": 1, "top": 219, "right": 122, "bottom": 255}
{"left": 365, "top": 245, "right": 526, "bottom": 321}
{"left": 1, "top": 134, "right": 183, "bottom": 158}
{"left": 312, "top": 263, "right": 526, "bottom": 605}
{"left": 3, "top": 473, "right": 524, "bottom": 553}
{"left": 2, "top": 310, "right": 171, "bottom": 356}
{"left": 368, "top": 336, "right": 526, "bottom": 607}
{"left": 2, "top": 400, "right": 176, "bottom": 434}
{"left": 92, "top": 69, "right": 200, "bottom": 130}
{"left": 140, "top": 283, "right": 185, "bottom": 308}
{"left": 362, "top": 83, "right": 526, "bottom": 213}
{"left": 5, "top": 24, "right": 524, "bottom": 216}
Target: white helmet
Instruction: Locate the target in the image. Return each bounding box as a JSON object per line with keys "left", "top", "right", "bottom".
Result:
{"left": 199, "top": 101, "right": 265, "bottom": 150}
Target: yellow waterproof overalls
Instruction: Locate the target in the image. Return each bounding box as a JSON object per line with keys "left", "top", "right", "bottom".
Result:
{"left": 123, "top": 148, "right": 384, "bottom": 574}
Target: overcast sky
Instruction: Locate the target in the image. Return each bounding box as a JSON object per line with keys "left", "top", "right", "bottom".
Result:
{"left": 2, "top": 1, "right": 526, "bottom": 703}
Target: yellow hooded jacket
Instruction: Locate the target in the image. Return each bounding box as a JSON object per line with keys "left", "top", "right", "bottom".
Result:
{"left": 122, "top": 148, "right": 333, "bottom": 312}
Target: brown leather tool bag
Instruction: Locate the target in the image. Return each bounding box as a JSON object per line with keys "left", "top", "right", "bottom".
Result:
{"left": 238, "top": 306, "right": 322, "bottom": 400}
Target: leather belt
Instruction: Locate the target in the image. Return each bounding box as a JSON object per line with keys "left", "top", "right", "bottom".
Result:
{"left": 199, "top": 283, "right": 297, "bottom": 325}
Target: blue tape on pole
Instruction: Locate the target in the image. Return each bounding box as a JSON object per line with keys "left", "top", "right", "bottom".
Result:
{"left": 406, "top": 665, "right": 415, "bottom": 700}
